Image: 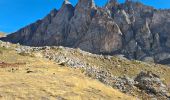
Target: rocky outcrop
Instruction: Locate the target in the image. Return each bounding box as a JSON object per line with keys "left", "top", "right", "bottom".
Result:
{"left": 66, "top": 0, "right": 96, "bottom": 46}
{"left": 77, "top": 8, "right": 122, "bottom": 54}
{"left": 1, "top": 0, "right": 170, "bottom": 65}
{"left": 45, "top": 0, "right": 74, "bottom": 46}
{"left": 2, "top": 9, "right": 58, "bottom": 45}
{"left": 135, "top": 71, "right": 169, "bottom": 98}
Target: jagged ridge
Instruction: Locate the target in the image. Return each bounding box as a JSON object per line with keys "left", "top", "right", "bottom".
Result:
{"left": 1, "top": 0, "right": 170, "bottom": 65}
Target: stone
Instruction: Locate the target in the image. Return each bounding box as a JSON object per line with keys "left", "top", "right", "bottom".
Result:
{"left": 135, "top": 71, "right": 168, "bottom": 97}
{"left": 114, "top": 76, "right": 137, "bottom": 93}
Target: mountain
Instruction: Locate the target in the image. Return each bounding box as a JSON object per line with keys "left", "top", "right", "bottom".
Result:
{"left": 0, "top": 32, "right": 6, "bottom": 38}
{"left": 1, "top": 0, "right": 170, "bottom": 65}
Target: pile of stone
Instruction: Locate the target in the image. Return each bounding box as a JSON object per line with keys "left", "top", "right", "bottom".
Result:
{"left": 15, "top": 46, "right": 37, "bottom": 57}
{"left": 135, "top": 71, "right": 169, "bottom": 97}
{"left": 44, "top": 52, "right": 87, "bottom": 68}
{"left": 0, "top": 40, "right": 10, "bottom": 48}
{"left": 114, "top": 76, "right": 137, "bottom": 94}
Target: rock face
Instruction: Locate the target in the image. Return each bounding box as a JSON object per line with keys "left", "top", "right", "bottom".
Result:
{"left": 1, "top": 0, "right": 170, "bottom": 64}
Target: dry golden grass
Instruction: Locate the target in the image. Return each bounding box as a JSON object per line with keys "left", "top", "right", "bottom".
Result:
{"left": 0, "top": 32, "right": 5, "bottom": 38}
{"left": 0, "top": 47, "right": 135, "bottom": 100}
{"left": 50, "top": 47, "right": 170, "bottom": 98}
{"left": 2, "top": 42, "right": 170, "bottom": 99}
{"left": 66, "top": 49, "right": 170, "bottom": 87}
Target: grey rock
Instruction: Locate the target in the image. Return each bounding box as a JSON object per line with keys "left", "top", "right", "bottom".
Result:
{"left": 78, "top": 8, "right": 122, "bottom": 54}
{"left": 135, "top": 71, "right": 168, "bottom": 97}
{"left": 66, "top": 0, "right": 96, "bottom": 46}
{"left": 115, "top": 76, "right": 137, "bottom": 93}
{"left": 154, "top": 52, "right": 170, "bottom": 64}
{"left": 0, "top": 41, "right": 10, "bottom": 48}
{"left": 46, "top": 0, "right": 74, "bottom": 45}
{"left": 2, "top": 1, "right": 170, "bottom": 65}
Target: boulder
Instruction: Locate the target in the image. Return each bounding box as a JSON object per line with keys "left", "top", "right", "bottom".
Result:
{"left": 135, "top": 71, "right": 168, "bottom": 97}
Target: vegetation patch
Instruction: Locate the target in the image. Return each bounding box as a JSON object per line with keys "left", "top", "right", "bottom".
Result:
{"left": 0, "top": 62, "right": 26, "bottom": 68}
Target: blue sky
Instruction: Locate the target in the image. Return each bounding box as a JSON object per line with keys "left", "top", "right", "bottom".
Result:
{"left": 0, "top": 0, "right": 170, "bottom": 34}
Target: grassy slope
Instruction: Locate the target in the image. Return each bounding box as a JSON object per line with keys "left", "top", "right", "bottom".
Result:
{"left": 41, "top": 48, "right": 170, "bottom": 99}
{"left": 43, "top": 47, "right": 170, "bottom": 90}
{"left": 67, "top": 49, "right": 170, "bottom": 87}
{"left": 0, "top": 46, "right": 135, "bottom": 100}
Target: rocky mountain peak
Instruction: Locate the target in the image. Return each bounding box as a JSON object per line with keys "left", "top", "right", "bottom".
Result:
{"left": 49, "top": 9, "right": 58, "bottom": 17}
{"left": 105, "top": 0, "right": 119, "bottom": 16}
{"left": 64, "top": 0, "right": 71, "bottom": 5}
{"left": 77, "top": 0, "right": 96, "bottom": 9}
{"left": 106, "top": 0, "right": 118, "bottom": 6}
{"left": 2, "top": 1, "right": 170, "bottom": 65}
{"left": 61, "top": 0, "right": 74, "bottom": 9}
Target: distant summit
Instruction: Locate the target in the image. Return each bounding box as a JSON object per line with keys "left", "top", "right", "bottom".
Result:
{"left": 1, "top": 0, "right": 170, "bottom": 65}
{"left": 0, "top": 32, "right": 6, "bottom": 38}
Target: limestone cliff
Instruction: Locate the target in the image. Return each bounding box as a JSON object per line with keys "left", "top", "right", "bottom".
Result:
{"left": 1, "top": 0, "right": 170, "bottom": 64}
